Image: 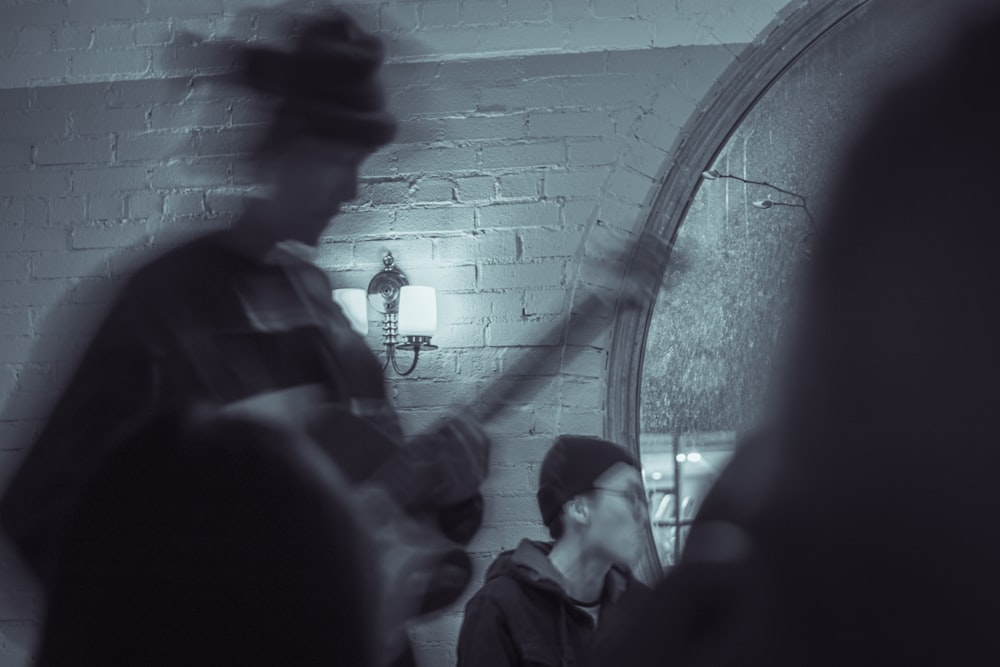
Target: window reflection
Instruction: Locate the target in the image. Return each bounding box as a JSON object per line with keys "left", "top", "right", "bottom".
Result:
{"left": 635, "top": 0, "right": 944, "bottom": 572}
{"left": 641, "top": 432, "right": 735, "bottom": 567}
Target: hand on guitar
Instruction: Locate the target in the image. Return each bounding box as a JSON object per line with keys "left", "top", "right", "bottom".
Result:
{"left": 372, "top": 413, "right": 491, "bottom": 512}
{"left": 353, "top": 482, "right": 471, "bottom": 666}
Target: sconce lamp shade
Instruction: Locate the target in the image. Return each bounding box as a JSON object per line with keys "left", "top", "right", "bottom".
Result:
{"left": 332, "top": 288, "right": 369, "bottom": 336}
{"left": 398, "top": 286, "right": 437, "bottom": 337}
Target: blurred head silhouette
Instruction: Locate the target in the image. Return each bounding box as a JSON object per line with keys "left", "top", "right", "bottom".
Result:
{"left": 727, "top": 7, "right": 1000, "bottom": 665}
{"left": 36, "top": 401, "right": 378, "bottom": 667}
{"left": 230, "top": 8, "right": 397, "bottom": 245}
{"left": 768, "top": 9, "right": 1000, "bottom": 660}
{"left": 604, "top": 6, "right": 1000, "bottom": 667}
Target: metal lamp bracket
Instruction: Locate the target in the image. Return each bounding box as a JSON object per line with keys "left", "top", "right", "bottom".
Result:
{"left": 367, "top": 251, "right": 408, "bottom": 314}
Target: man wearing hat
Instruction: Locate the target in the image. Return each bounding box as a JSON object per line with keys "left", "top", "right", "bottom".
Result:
{"left": 457, "top": 434, "right": 651, "bottom": 667}
{"left": 1, "top": 9, "right": 489, "bottom": 666}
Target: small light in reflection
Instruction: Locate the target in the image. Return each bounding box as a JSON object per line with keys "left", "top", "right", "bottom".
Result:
{"left": 675, "top": 453, "right": 687, "bottom": 462}
{"left": 688, "top": 452, "right": 703, "bottom": 463}
{"left": 651, "top": 471, "right": 663, "bottom": 480}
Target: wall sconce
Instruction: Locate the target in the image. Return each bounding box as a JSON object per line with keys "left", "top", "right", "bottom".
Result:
{"left": 332, "top": 252, "right": 437, "bottom": 376}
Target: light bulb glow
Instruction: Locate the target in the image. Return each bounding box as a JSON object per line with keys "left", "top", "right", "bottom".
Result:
{"left": 332, "top": 288, "right": 369, "bottom": 336}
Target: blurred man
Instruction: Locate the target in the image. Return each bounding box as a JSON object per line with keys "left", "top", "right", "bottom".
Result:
{"left": 1, "top": 9, "right": 489, "bottom": 666}
{"left": 457, "top": 435, "right": 650, "bottom": 667}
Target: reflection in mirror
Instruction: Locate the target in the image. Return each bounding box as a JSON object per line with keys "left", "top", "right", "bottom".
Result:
{"left": 636, "top": 0, "right": 949, "bottom": 570}
{"left": 639, "top": 143, "right": 808, "bottom": 566}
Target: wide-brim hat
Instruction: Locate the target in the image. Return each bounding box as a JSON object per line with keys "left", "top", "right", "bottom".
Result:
{"left": 234, "top": 9, "right": 397, "bottom": 148}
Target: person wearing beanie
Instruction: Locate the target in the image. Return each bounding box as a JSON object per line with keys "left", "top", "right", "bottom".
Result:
{"left": 456, "top": 434, "right": 651, "bottom": 667}
{"left": 0, "top": 8, "right": 489, "bottom": 667}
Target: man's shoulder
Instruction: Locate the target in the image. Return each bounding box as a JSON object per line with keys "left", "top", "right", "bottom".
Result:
{"left": 111, "top": 232, "right": 251, "bottom": 306}
{"left": 464, "top": 551, "right": 545, "bottom": 617}
{"left": 469, "top": 567, "right": 525, "bottom": 604}
{"left": 130, "top": 232, "right": 237, "bottom": 280}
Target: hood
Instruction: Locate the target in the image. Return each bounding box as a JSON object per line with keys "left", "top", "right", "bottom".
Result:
{"left": 485, "top": 539, "right": 632, "bottom": 605}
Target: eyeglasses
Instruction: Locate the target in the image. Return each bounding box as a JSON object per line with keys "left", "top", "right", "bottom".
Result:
{"left": 590, "top": 486, "right": 648, "bottom": 514}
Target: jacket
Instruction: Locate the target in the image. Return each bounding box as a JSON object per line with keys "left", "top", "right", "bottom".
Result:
{"left": 456, "top": 539, "right": 649, "bottom": 667}
{"left": 0, "top": 231, "right": 395, "bottom": 585}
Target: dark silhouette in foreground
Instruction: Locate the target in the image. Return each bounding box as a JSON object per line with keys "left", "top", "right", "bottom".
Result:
{"left": 597, "top": 8, "right": 1000, "bottom": 667}
{"left": 38, "top": 400, "right": 377, "bottom": 666}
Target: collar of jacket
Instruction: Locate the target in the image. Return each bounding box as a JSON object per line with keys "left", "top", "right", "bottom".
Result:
{"left": 492, "top": 539, "right": 632, "bottom": 606}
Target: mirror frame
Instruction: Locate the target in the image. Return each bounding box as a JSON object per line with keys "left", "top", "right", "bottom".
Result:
{"left": 604, "top": 0, "right": 870, "bottom": 584}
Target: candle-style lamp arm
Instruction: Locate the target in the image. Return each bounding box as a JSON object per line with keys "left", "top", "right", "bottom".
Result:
{"left": 387, "top": 344, "right": 420, "bottom": 376}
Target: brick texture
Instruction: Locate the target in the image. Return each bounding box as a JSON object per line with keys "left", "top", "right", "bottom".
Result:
{"left": 0, "top": 2, "right": 791, "bottom": 664}
{"left": 0, "top": 0, "right": 790, "bottom": 88}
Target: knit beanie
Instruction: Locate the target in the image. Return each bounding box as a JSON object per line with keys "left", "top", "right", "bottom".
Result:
{"left": 234, "top": 9, "right": 397, "bottom": 148}
{"left": 536, "top": 435, "right": 639, "bottom": 529}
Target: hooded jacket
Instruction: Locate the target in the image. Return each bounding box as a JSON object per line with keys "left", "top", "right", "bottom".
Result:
{"left": 456, "top": 539, "right": 649, "bottom": 667}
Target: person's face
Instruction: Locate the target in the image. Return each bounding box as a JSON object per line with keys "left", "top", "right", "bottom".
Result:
{"left": 266, "top": 137, "right": 368, "bottom": 244}
{"left": 583, "top": 463, "right": 648, "bottom": 568}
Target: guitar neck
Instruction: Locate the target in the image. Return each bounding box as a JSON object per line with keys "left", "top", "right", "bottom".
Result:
{"left": 471, "top": 292, "right": 608, "bottom": 425}
{"left": 441, "top": 224, "right": 665, "bottom": 427}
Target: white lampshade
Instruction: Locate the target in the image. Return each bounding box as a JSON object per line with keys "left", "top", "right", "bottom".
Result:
{"left": 398, "top": 285, "right": 437, "bottom": 337}
{"left": 332, "top": 288, "right": 369, "bottom": 336}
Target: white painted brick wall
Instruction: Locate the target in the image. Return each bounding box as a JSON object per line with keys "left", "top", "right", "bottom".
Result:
{"left": 0, "top": 1, "right": 796, "bottom": 665}
{"left": 0, "top": 0, "right": 793, "bottom": 87}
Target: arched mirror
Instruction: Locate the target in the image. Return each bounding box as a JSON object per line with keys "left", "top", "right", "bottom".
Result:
{"left": 607, "top": 0, "right": 990, "bottom": 580}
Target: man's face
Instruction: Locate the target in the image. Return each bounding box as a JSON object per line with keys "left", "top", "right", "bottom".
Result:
{"left": 267, "top": 137, "right": 368, "bottom": 244}
{"left": 583, "top": 463, "right": 649, "bottom": 568}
